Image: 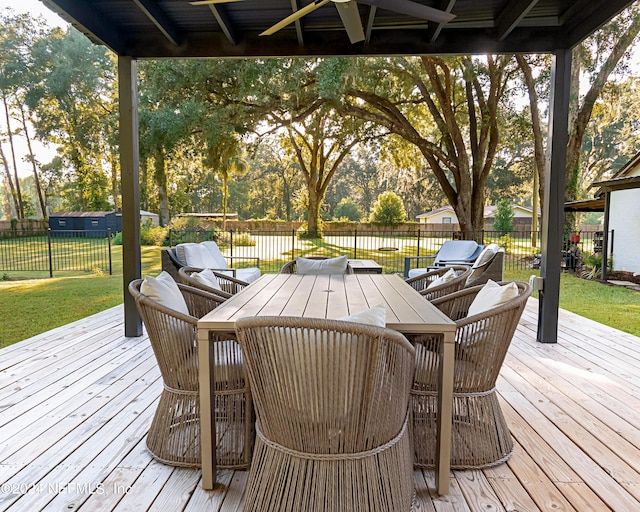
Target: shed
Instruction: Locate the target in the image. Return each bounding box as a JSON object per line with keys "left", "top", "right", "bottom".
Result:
{"left": 49, "top": 211, "right": 122, "bottom": 236}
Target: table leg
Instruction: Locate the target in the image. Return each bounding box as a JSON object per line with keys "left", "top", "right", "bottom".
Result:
{"left": 435, "top": 331, "right": 454, "bottom": 495}
{"left": 198, "top": 328, "right": 216, "bottom": 490}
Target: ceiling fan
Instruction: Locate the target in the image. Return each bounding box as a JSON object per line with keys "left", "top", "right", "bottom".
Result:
{"left": 261, "top": 0, "right": 456, "bottom": 44}
{"left": 190, "top": 0, "right": 456, "bottom": 45}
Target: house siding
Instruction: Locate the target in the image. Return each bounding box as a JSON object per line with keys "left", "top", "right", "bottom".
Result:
{"left": 610, "top": 167, "right": 640, "bottom": 274}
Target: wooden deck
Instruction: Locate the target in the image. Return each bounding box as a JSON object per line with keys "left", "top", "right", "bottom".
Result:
{"left": 1, "top": 299, "right": 640, "bottom": 511}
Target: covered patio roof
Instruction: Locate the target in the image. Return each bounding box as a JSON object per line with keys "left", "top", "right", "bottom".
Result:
{"left": 41, "top": 0, "right": 634, "bottom": 58}
{"left": 40, "top": 0, "right": 638, "bottom": 346}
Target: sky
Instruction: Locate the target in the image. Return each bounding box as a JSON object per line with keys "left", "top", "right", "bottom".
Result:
{"left": 0, "top": 0, "right": 68, "bottom": 177}
{"left": 0, "top": 0, "right": 66, "bottom": 27}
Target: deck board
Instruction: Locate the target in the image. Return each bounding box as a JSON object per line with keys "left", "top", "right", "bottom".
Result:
{"left": 1, "top": 299, "right": 640, "bottom": 511}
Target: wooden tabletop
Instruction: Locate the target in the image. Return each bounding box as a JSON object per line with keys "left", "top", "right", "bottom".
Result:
{"left": 198, "top": 273, "right": 455, "bottom": 334}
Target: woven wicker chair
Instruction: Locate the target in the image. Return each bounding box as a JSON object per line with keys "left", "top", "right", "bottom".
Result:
{"left": 178, "top": 266, "right": 249, "bottom": 298}
{"left": 404, "top": 265, "right": 472, "bottom": 301}
{"left": 128, "top": 279, "right": 254, "bottom": 469}
{"left": 235, "top": 316, "right": 416, "bottom": 512}
{"left": 465, "top": 247, "right": 505, "bottom": 288}
{"left": 411, "top": 281, "right": 531, "bottom": 469}
{"left": 279, "top": 256, "right": 354, "bottom": 274}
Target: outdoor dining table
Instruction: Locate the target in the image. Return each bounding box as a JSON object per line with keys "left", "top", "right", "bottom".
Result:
{"left": 197, "top": 272, "right": 456, "bottom": 495}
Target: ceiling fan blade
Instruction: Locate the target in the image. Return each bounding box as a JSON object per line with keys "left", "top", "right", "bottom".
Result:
{"left": 335, "top": 1, "right": 365, "bottom": 43}
{"left": 359, "top": 0, "right": 455, "bottom": 24}
{"left": 260, "top": 0, "right": 332, "bottom": 36}
{"left": 189, "top": 0, "right": 243, "bottom": 5}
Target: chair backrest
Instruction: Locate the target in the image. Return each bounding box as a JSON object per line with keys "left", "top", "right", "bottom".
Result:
{"left": 465, "top": 247, "right": 505, "bottom": 287}
{"left": 235, "top": 316, "right": 415, "bottom": 454}
{"left": 424, "top": 281, "right": 531, "bottom": 392}
{"left": 280, "top": 256, "right": 354, "bottom": 274}
{"left": 417, "top": 265, "right": 472, "bottom": 301}
{"left": 128, "top": 279, "right": 222, "bottom": 391}
{"left": 433, "top": 240, "right": 484, "bottom": 266}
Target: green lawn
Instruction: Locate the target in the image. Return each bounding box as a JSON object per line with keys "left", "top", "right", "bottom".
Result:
{"left": 0, "top": 246, "right": 161, "bottom": 348}
{"left": 1, "top": 247, "right": 638, "bottom": 348}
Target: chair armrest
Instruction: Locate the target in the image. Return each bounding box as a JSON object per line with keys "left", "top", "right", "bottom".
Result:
{"left": 403, "top": 255, "right": 436, "bottom": 278}
{"left": 225, "top": 256, "right": 260, "bottom": 269}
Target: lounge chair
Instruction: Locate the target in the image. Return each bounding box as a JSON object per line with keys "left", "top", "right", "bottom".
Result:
{"left": 404, "top": 240, "right": 484, "bottom": 279}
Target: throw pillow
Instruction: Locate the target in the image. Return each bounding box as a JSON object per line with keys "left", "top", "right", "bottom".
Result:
{"left": 467, "top": 279, "right": 519, "bottom": 317}
{"left": 337, "top": 304, "right": 386, "bottom": 327}
{"left": 140, "top": 271, "right": 189, "bottom": 315}
{"left": 427, "top": 268, "right": 457, "bottom": 289}
{"left": 296, "top": 255, "right": 349, "bottom": 275}
{"left": 191, "top": 268, "right": 223, "bottom": 291}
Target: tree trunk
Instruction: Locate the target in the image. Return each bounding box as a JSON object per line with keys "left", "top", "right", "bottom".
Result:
{"left": 140, "top": 157, "right": 148, "bottom": 211}
{"left": 109, "top": 149, "right": 120, "bottom": 210}
{"left": 3, "top": 95, "right": 23, "bottom": 219}
{"left": 153, "top": 148, "right": 170, "bottom": 226}
{"left": 516, "top": 54, "right": 546, "bottom": 234}
{"left": 222, "top": 169, "right": 228, "bottom": 231}
{"left": 307, "top": 184, "right": 322, "bottom": 238}
{"left": 18, "top": 105, "right": 47, "bottom": 218}
{"left": 0, "top": 142, "right": 18, "bottom": 218}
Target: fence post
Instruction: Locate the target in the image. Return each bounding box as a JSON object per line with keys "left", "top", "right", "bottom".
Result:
{"left": 229, "top": 229, "right": 234, "bottom": 264}
{"left": 47, "top": 228, "right": 53, "bottom": 278}
{"left": 416, "top": 228, "right": 421, "bottom": 257}
{"left": 291, "top": 229, "right": 296, "bottom": 260}
{"left": 353, "top": 229, "right": 357, "bottom": 259}
{"left": 107, "top": 228, "right": 113, "bottom": 275}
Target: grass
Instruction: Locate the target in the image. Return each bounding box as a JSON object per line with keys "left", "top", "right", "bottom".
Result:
{"left": 0, "top": 245, "right": 161, "bottom": 349}
{"left": 1, "top": 244, "right": 638, "bottom": 348}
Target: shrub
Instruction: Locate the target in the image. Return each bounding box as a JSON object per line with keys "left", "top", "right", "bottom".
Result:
{"left": 493, "top": 199, "right": 514, "bottom": 235}
{"left": 232, "top": 231, "right": 256, "bottom": 246}
{"left": 369, "top": 191, "right": 407, "bottom": 225}
{"left": 335, "top": 197, "right": 363, "bottom": 222}
{"left": 110, "top": 221, "right": 169, "bottom": 246}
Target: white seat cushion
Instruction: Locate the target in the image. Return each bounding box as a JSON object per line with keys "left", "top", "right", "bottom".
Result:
{"left": 467, "top": 280, "right": 519, "bottom": 317}
{"left": 296, "top": 255, "right": 348, "bottom": 274}
{"left": 236, "top": 267, "right": 261, "bottom": 283}
{"left": 408, "top": 268, "right": 429, "bottom": 279}
{"left": 140, "top": 271, "right": 189, "bottom": 315}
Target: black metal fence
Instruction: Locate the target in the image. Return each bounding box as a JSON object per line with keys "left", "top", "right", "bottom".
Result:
{"left": 168, "top": 227, "right": 608, "bottom": 275}
{"left": 0, "top": 229, "right": 113, "bottom": 277}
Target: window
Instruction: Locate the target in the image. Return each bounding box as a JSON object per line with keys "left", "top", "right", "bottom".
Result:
{"left": 91, "top": 220, "right": 99, "bottom": 227}
{"left": 442, "top": 217, "right": 452, "bottom": 224}
{"left": 59, "top": 219, "right": 66, "bottom": 227}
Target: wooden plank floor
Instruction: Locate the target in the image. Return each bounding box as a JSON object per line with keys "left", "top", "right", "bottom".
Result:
{"left": 1, "top": 299, "right": 640, "bottom": 511}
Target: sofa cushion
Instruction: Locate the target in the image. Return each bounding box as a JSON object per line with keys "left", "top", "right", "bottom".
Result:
{"left": 472, "top": 243, "right": 500, "bottom": 269}
{"left": 201, "top": 241, "right": 229, "bottom": 269}
{"left": 296, "top": 255, "right": 349, "bottom": 275}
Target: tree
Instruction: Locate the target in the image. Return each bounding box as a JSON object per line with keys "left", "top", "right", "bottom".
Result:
{"left": 335, "top": 197, "right": 362, "bottom": 221}
{"left": 369, "top": 191, "right": 406, "bottom": 225}
{"left": 518, "top": 4, "right": 640, "bottom": 235}
{"left": 339, "top": 55, "right": 517, "bottom": 239}
{"left": 493, "top": 199, "right": 514, "bottom": 235}
{"left": 27, "top": 27, "right": 115, "bottom": 211}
